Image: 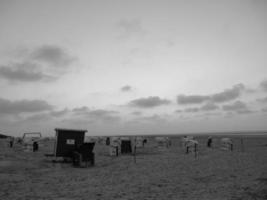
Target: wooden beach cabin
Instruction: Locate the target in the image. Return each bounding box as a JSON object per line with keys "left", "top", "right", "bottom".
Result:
{"left": 46, "top": 128, "right": 95, "bottom": 167}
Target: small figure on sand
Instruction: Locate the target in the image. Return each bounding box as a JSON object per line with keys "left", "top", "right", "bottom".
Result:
{"left": 207, "top": 136, "right": 212, "bottom": 148}
{"left": 142, "top": 138, "right": 147, "bottom": 147}
{"left": 106, "top": 137, "right": 110, "bottom": 146}
{"left": 33, "top": 141, "right": 39, "bottom": 152}
{"left": 9, "top": 137, "right": 14, "bottom": 148}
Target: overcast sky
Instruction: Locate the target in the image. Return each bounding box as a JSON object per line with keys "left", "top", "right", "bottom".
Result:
{"left": 0, "top": 0, "right": 267, "bottom": 136}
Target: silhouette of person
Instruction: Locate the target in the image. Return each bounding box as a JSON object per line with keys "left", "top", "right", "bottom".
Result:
{"left": 106, "top": 137, "right": 110, "bottom": 146}
{"left": 207, "top": 137, "right": 212, "bottom": 148}
{"left": 9, "top": 137, "right": 14, "bottom": 148}
{"left": 33, "top": 141, "right": 39, "bottom": 152}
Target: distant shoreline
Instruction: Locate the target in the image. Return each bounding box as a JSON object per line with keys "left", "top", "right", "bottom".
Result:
{"left": 1, "top": 130, "right": 267, "bottom": 138}
{"left": 86, "top": 131, "right": 267, "bottom": 137}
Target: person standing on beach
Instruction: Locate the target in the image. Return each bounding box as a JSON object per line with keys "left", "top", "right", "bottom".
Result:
{"left": 207, "top": 137, "right": 212, "bottom": 148}
{"left": 9, "top": 137, "right": 14, "bottom": 148}
{"left": 33, "top": 141, "right": 39, "bottom": 152}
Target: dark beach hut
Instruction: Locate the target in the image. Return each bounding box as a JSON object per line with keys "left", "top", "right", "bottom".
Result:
{"left": 120, "top": 137, "right": 132, "bottom": 154}
{"left": 0, "top": 134, "right": 8, "bottom": 139}
{"left": 54, "top": 128, "right": 87, "bottom": 157}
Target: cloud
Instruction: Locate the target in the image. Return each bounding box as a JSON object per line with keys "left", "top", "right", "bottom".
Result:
{"left": 26, "top": 113, "right": 51, "bottom": 121}
{"left": 21, "top": 106, "right": 121, "bottom": 125}
{"left": 222, "top": 101, "right": 253, "bottom": 114}
{"left": 177, "top": 83, "right": 245, "bottom": 105}
{"left": 50, "top": 108, "right": 69, "bottom": 117}
{"left": 116, "top": 19, "right": 145, "bottom": 39}
{"left": 130, "top": 114, "right": 167, "bottom": 124}
{"left": 72, "top": 106, "right": 120, "bottom": 123}
{"left": 88, "top": 109, "right": 119, "bottom": 117}
{"left": 131, "top": 111, "right": 142, "bottom": 116}
{"left": 0, "top": 45, "right": 76, "bottom": 83}
{"left": 0, "top": 98, "right": 53, "bottom": 114}
{"left": 177, "top": 95, "right": 209, "bottom": 105}
{"left": 203, "top": 112, "right": 222, "bottom": 117}
{"left": 256, "top": 96, "right": 267, "bottom": 103}
{"left": 211, "top": 84, "right": 245, "bottom": 103}
{"left": 201, "top": 102, "right": 219, "bottom": 111}
{"left": 30, "top": 45, "right": 75, "bottom": 67}
{"left": 72, "top": 106, "right": 90, "bottom": 115}
{"left": 260, "top": 79, "right": 267, "bottom": 92}
{"left": 236, "top": 110, "right": 255, "bottom": 114}
{"left": 0, "top": 62, "right": 55, "bottom": 82}
{"left": 128, "top": 96, "right": 171, "bottom": 108}
{"left": 121, "top": 85, "right": 133, "bottom": 92}
{"left": 178, "top": 100, "right": 252, "bottom": 115}
{"left": 141, "top": 114, "right": 166, "bottom": 123}
{"left": 176, "top": 102, "right": 219, "bottom": 114}
{"left": 184, "top": 107, "right": 200, "bottom": 113}
{"left": 26, "top": 106, "right": 121, "bottom": 126}
{"left": 222, "top": 101, "right": 247, "bottom": 111}
{"left": 262, "top": 108, "right": 267, "bottom": 112}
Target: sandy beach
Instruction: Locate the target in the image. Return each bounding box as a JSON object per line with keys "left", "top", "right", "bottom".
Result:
{"left": 0, "top": 135, "right": 266, "bottom": 200}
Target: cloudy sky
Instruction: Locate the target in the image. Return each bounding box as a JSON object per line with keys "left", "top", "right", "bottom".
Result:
{"left": 0, "top": 0, "right": 267, "bottom": 136}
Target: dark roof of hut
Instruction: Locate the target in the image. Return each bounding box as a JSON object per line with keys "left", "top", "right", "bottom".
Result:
{"left": 0, "top": 133, "right": 8, "bottom": 139}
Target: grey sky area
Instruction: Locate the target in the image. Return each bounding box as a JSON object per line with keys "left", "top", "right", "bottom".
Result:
{"left": 0, "top": 0, "right": 267, "bottom": 136}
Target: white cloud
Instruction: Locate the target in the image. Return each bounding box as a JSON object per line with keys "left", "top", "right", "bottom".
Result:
{"left": 184, "top": 107, "right": 200, "bottom": 113}
{"left": 0, "top": 45, "right": 76, "bottom": 83}
{"left": 0, "top": 62, "right": 55, "bottom": 82}
{"left": 121, "top": 85, "right": 133, "bottom": 92}
{"left": 128, "top": 96, "right": 171, "bottom": 108}
{"left": 201, "top": 102, "right": 219, "bottom": 111}
{"left": 131, "top": 111, "right": 142, "bottom": 116}
{"left": 177, "top": 84, "right": 245, "bottom": 105}
{"left": 222, "top": 100, "right": 253, "bottom": 114}
{"left": 260, "top": 79, "right": 267, "bottom": 92}
{"left": 211, "top": 84, "right": 245, "bottom": 103}
{"left": 0, "top": 98, "right": 53, "bottom": 114}
{"left": 177, "top": 95, "right": 209, "bottom": 105}
{"left": 30, "top": 45, "right": 76, "bottom": 67}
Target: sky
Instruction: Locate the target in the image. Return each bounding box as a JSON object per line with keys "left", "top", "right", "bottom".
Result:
{"left": 0, "top": 0, "right": 267, "bottom": 137}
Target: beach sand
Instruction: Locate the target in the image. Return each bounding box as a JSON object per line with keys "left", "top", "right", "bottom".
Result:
{"left": 0, "top": 135, "right": 266, "bottom": 200}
